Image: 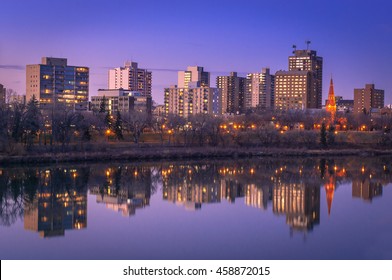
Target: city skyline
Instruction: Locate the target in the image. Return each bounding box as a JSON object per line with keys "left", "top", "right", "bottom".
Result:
{"left": 1, "top": 0, "right": 392, "bottom": 105}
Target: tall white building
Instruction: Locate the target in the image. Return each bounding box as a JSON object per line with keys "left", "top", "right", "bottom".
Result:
{"left": 245, "top": 68, "right": 275, "bottom": 110}
{"left": 164, "top": 83, "right": 219, "bottom": 118}
{"left": 246, "top": 73, "right": 261, "bottom": 109}
{"left": 164, "top": 66, "right": 219, "bottom": 118}
{"left": 108, "top": 62, "right": 152, "bottom": 96}
{"left": 177, "top": 66, "right": 210, "bottom": 88}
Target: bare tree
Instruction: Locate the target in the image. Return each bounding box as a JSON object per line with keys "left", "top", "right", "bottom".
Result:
{"left": 0, "top": 106, "right": 9, "bottom": 152}
{"left": 5, "top": 88, "right": 19, "bottom": 104}
{"left": 167, "top": 114, "right": 186, "bottom": 145}
{"left": 189, "top": 114, "right": 208, "bottom": 146}
{"left": 52, "top": 108, "right": 82, "bottom": 151}
{"left": 204, "top": 115, "right": 224, "bottom": 146}
{"left": 152, "top": 115, "right": 166, "bottom": 145}
{"left": 123, "top": 111, "right": 149, "bottom": 144}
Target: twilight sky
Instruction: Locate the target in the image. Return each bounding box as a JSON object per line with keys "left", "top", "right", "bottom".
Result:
{"left": 1, "top": 0, "right": 391, "bottom": 105}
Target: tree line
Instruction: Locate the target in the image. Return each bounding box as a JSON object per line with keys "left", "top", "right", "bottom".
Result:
{"left": 1, "top": 96, "right": 392, "bottom": 155}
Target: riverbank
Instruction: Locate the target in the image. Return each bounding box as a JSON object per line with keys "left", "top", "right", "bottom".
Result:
{"left": 1, "top": 146, "right": 392, "bottom": 165}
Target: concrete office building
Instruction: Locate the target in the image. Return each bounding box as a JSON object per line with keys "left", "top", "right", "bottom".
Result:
{"left": 26, "top": 57, "right": 89, "bottom": 110}
{"left": 178, "top": 66, "right": 210, "bottom": 88}
{"left": 245, "top": 68, "right": 275, "bottom": 110}
{"left": 91, "top": 89, "right": 152, "bottom": 115}
{"left": 354, "top": 84, "right": 384, "bottom": 114}
{"left": 217, "top": 72, "right": 246, "bottom": 114}
{"left": 108, "top": 61, "right": 152, "bottom": 96}
{"left": 289, "top": 49, "right": 323, "bottom": 108}
{"left": 275, "top": 70, "right": 311, "bottom": 110}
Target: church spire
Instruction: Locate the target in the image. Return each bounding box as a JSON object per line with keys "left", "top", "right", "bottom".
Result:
{"left": 326, "top": 78, "right": 336, "bottom": 115}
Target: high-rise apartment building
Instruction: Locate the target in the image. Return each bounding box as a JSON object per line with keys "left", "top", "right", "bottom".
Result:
{"left": 275, "top": 70, "right": 311, "bottom": 110}
{"left": 178, "top": 66, "right": 210, "bottom": 88}
{"left": 246, "top": 73, "right": 260, "bottom": 109}
{"left": 108, "top": 61, "right": 152, "bottom": 96}
{"left": 217, "top": 72, "right": 246, "bottom": 114}
{"left": 354, "top": 84, "right": 384, "bottom": 114}
{"left": 289, "top": 49, "right": 323, "bottom": 108}
{"left": 164, "top": 83, "right": 219, "bottom": 118}
{"left": 0, "top": 84, "right": 5, "bottom": 105}
{"left": 245, "top": 68, "right": 275, "bottom": 110}
{"left": 164, "top": 66, "right": 219, "bottom": 118}
{"left": 26, "top": 57, "right": 89, "bottom": 110}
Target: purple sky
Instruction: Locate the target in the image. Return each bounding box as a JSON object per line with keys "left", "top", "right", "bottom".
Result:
{"left": 1, "top": 0, "right": 391, "bottom": 105}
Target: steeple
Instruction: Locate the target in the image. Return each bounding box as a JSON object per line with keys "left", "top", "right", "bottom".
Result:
{"left": 325, "top": 176, "right": 335, "bottom": 216}
{"left": 326, "top": 78, "right": 336, "bottom": 115}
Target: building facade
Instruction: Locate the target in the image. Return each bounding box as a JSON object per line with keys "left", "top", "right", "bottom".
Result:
{"left": 217, "top": 72, "right": 246, "bottom": 114}
{"left": 164, "top": 84, "right": 219, "bottom": 118}
{"left": 246, "top": 73, "right": 260, "bottom": 109}
{"left": 274, "top": 70, "right": 311, "bottom": 110}
{"left": 108, "top": 61, "right": 152, "bottom": 96}
{"left": 0, "top": 84, "right": 5, "bottom": 106}
{"left": 245, "top": 68, "right": 275, "bottom": 110}
{"left": 26, "top": 57, "right": 89, "bottom": 110}
{"left": 336, "top": 99, "right": 354, "bottom": 112}
{"left": 178, "top": 66, "right": 210, "bottom": 88}
{"left": 289, "top": 49, "right": 323, "bottom": 108}
{"left": 164, "top": 66, "right": 219, "bottom": 118}
{"left": 91, "top": 89, "right": 152, "bottom": 115}
{"left": 354, "top": 84, "right": 384, "bottom": 114}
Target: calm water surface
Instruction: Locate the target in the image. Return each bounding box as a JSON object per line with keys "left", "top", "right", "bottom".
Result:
{"left": 0, "top": 157, "right": 391, "bottom": 259}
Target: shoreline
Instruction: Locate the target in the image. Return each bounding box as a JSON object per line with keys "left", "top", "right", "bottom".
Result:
{"left": 1, "top": 146, "right": 392, "bottom": 165}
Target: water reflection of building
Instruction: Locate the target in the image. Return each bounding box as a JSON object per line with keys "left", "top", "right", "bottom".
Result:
{"left": 163, "top": 164, "right": 276, "bottom": 211}
{"left": 245, "top": 184, "right": 272, "bottom": 210}
{"left": 352, "top": 178, "right": 382, "bottom": 201}
{"left": 162, "top": 165, "right": 221, "bottom": 210}
{"left": 220, "top": 179, "right": 245, "bottom": 203}
{"left": 24, "top": 169, "right": 87, "bottom": 238}
{"left": 325, "top": 176, "right": 335, "bottom": 216}
{"left": 89, "top": 166, "right": 151, "bottom": 217}
{"left": 273, "top": 182, "right": 320, "bottom": 232}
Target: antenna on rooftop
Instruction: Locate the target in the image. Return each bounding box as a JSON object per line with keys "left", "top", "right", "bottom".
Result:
{"left": 305, "top": 40, "right": 311, "bottom": 50}
{"left": 292, "top": 44, "right": 297, "bottom": 53}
